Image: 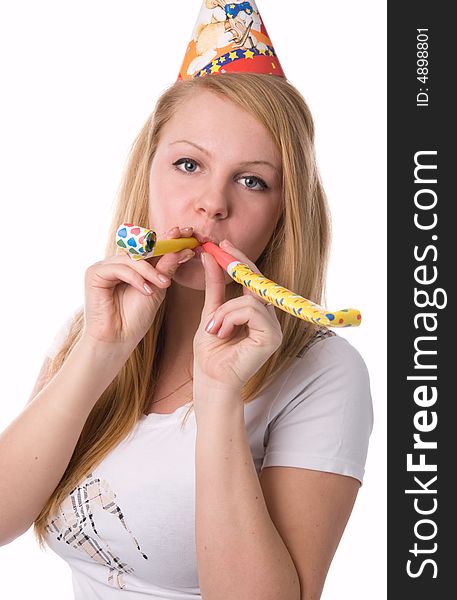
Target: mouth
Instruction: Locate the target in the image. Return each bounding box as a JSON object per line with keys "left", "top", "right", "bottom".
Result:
{"left": 192, "top": 231, "right": 220, "bottom": 246}
{"left": 189, "top": 231, "right": 220, "bottom": 260}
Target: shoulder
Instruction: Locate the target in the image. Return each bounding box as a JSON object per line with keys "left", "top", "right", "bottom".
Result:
{"left": 298, "top": 328, "right": 367, "bottom": 365}
{"left": 262, "top": 330, "right": 373, "bottom": 483}
{"left": 284, "top": 330, "right": 371, "bottom": 399}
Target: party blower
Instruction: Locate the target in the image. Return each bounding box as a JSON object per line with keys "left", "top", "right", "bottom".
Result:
{"left": 116, "top": 223, "right": 362, "bottom": 328}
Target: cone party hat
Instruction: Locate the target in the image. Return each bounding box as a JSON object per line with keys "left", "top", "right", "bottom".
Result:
{"left": 178, "top": 1, "right": 285, "bottom": 81}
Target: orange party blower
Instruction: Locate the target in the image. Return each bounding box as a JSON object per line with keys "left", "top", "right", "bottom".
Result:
{"left": 202, "top": 242, "right": 362, "bottom": 328}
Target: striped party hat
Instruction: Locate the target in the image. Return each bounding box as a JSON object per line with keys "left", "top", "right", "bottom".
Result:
{"left": 178, "top": 1, "right": 285, "bottom": 81}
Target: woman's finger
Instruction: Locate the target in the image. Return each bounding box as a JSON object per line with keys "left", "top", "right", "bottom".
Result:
{"left": 219, "top": 239, "right": 262, "bottom": 275}
{"left": 102, "top": 251, "right": 196, "bottom": 287}
{"left": 205, "top": 295, "right": 279, "bottom": 336}
{"left": 146, "top": 226, "right": 196, "bottom": 269}
{"left": 86, "top": 262, "right": 165, "bottom": 295}
{"left": 218, "top": 239, "right": 273, "bottom": 305}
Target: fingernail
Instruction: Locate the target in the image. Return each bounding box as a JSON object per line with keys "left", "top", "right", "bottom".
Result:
{"left": 181, "top": 226, "right": 193, "bottom": 232}
{"left": 221, "top": 239, "right": 233, "bottom": 247}
{"left": 201, "top": 252, "right": 206, "bottom": 266}
{"left": 158, "top": 275, "right": 169, "bottom": 283}
{"left": 178, "top": 251, "right": 194, "bottom": 264}
{"left": 205, "top": 318, "right": 215, "bottom": 333}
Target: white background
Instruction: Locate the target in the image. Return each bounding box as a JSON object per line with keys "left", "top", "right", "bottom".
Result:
{"left": 0, "top": 1, "right": 386, "bottom": 597}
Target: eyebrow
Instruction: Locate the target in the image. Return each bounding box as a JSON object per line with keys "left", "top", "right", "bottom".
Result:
{"left": 169, "top": 139, "right": 280, "bottom": 174}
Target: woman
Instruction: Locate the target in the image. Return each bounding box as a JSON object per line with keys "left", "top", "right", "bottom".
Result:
{"left": 0, "top": 4, "right": 372, "bottom": 599}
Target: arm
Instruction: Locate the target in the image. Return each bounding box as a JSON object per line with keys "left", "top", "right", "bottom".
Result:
{"left": 25, "top": 356, "right": 53, "bottom": 406}
{"left": 0, "top": 235, "right": 193, "bottom": 546}
{"left": 193, "top": 246, "right": 371, "bottom": 598}
{"left": 259, "top": 467, "right": 360, "bottom": 600}
{"left": 0, "top": 336, "right": 130, "bottom": 546}
{"left": 194, "top": 391, "right": 301, "bottom": 600}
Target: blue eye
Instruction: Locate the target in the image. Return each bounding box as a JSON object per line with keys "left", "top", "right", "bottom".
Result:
{"left": 173, "top": 158, "right": 268, "bottom": 192}
{"left": 173, "top": 158, "right": 198, "bottom": 173}
{"left": 239, "top": 176, "right": 267, "bottom": 191}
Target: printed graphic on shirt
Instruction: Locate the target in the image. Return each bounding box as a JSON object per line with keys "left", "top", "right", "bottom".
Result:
{"left": 296, "top": 327, "right": 336, "bottom": 358}
{"left": 46, "top": 473, "right": 148, "bottom": 589}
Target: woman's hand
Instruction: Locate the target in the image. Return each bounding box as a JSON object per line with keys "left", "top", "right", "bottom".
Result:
{"left": 82, "top": 226, "right": 195, "bottom": 351}
{"left": 193, "top": 240, "right": 283, "bottom": 393}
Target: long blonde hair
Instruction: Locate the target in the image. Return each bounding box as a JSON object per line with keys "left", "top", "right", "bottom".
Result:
{"left": 33, "top": 72, "right": 331, "bottom": 547}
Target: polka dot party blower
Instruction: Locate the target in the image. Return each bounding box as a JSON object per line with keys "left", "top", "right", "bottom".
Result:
{"left": 116, "top": 224, "right": 362, "bottom": 328}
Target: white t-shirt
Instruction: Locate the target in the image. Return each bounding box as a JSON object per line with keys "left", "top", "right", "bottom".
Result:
{"left": 42, "top": 309, "right": 373, "bottom": 599}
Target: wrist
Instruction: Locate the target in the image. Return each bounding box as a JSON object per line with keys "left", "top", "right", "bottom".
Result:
{"left": 193, "top": 378, "right": 244, "bottom": 424}
{"left": 78, "top": 334, "right": 134, "bottom": 364}
{"left": 193, "top": 366, "right": 243, "bottom": 395}
{"left": 193, "top": 376, "right": 242, "bottom": 402}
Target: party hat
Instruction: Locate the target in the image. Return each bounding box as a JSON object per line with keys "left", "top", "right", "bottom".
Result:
{"left": 178, "top": 1, "right": 285, "bottom": 81}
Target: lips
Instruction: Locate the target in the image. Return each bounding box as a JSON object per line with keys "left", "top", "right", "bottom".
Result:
{"left": 192, "top": 231, "right": 220, "bottom": 245}
{"left": 190, "top": 232, "right": 219, "bottom": 260}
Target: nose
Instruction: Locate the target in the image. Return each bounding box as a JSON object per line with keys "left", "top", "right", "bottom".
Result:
{"left": 194, "top": 182, "right": 230, "bottom": 220}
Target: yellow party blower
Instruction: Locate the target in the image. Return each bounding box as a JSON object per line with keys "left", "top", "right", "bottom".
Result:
{"left": 116, "top": 223, "right": 361, "bottom": 328}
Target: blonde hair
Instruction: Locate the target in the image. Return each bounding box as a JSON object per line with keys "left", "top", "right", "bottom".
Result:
{"left": 33, "top": 73, "right": 331, "bottom": 547}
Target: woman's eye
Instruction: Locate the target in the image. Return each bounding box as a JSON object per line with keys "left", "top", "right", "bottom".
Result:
{"left": 238, "top": 176, "right": 268, "bottom": 191}
{"left": 173, "top": 159, "right": 267, "bottom": 192}
{"left": 173, "top": 158, "right": 198, "bottom": 173}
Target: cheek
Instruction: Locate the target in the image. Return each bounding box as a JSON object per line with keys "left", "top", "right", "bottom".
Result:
{"left": 148, "top": 164, "right": 188, "bottom": 219}
{"left": 249, "top": 210, "right": 278, "bottom": 241}
{"left": 148, "top": 169, "right": 173, "bottom": 230}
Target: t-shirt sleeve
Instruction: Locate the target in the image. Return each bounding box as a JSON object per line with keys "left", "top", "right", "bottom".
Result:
{"left": 261, "top": 336, "right": 373, "bottom": 484}
{"left": 44, "top": 305, "right": 83, "bottom": 360}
